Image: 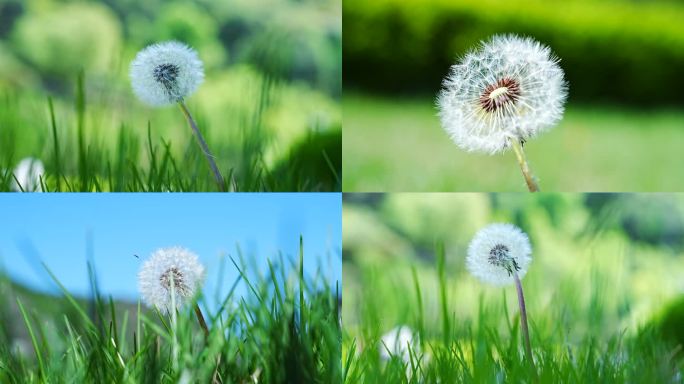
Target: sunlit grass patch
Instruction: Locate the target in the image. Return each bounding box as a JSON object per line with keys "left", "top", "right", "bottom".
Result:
{"left": 342, "top": 93, "right": 684, "bottom": 192}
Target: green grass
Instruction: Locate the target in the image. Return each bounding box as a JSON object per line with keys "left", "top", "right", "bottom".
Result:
{"left": 0, "top": 70, "right": 341, "bottom": 192}
{"left": 342, "top": 194, "right": 684, "bottom": 383}
{"left": 0, "top": 239, "right": 341, "bottom": 383}
{"left": 344, "top": 255, "right": 680, "bottom": 383}
{"left": 342, "top": 93, "right": 684, "bottom": 192}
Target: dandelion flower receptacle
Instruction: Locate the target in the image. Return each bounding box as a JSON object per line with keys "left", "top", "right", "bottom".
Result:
{"left": 130, "top": 41, "right": 225, "bottom": 191}
{"left": 438, "top": 34, "right": 568, "bottom": 192}
{"left": 467, "top": 223, "right": 536, "bottom": 373}
{"left": 138, "top": 246, "right": 209, "bottom": 336}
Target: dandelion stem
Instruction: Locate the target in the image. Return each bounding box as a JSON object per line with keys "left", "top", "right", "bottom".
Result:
{"left": 510, "top": 138, "right": 540, "bottom": 192}
{"left": 194, "top": 303, "right": 210, "bottom": 338}
{"left": 178, "top": 101, "right": 226, "bottom": 192}
{"left": 514, "top": 271, "right": 536, "bottom": 377}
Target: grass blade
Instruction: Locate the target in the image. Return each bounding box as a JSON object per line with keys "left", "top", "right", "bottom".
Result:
{"left": 16, "top": 298, "right": 46, "bottom": 379}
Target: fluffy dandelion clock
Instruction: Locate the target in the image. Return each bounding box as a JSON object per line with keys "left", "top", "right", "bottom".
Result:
{"left": 130, "top": 41, "right": 204, "bottom": 107}
{"left": 138, "top": 246, "right": 205, "bottom": 314}
{"left": 467, "top": 223, "right": 532, "bottom": 286}
{"left": 379, "top": 326, "right": 426, "bottom": 380}
{"left": 379, "top": 325, "right": 418, "bottom": 363}
{"left": 438, "top": 34, "right": 567, "bottom": 191}
{"left": 11, "top": 157, "right": 44, "bottom": 192}
{"left": 438, "top": 34, "right": 566, "bottom": 154}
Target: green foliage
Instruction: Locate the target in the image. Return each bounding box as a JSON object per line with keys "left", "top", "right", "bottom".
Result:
{"left": 585, "top": 195, "right": 684, "bottom": 249}
{"left": 343, "top": 0, "right": 684, "bottom": 105}
{"left": 655, "top": 296, "right": 684, "bottom": 350}
{"left": 11, "top": 3, "right": 122, "bottom": 78}
{"left": 151, "top": 2, "right": 226, "bottom": 69}
{"left": 380, "top": 194, "right": 489, "bottom": 251}
{"left": 0, "top": 42, "right": 38, "bottom": 89}
{"left": 271, "top": 128, "right": 342, "bottom": 191}
{"left": 210, "top": 0, "right": 342, "bottom": 96}
{"left": 342, "top": 94, "right": 684, "bottom": 192}
{"left": 0, "top": 1, "right": 23, "bottom": 39}
{"left": 0, "top": 242, "right": 341, "bottom": 383}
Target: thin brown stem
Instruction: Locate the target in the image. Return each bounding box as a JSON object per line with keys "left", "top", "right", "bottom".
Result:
{"left": 178, "top": 101, "right": 226, "bottom": 192}
{"left": 194, "top": 303, "right": 210, "bottom": 338}
{"left": 194, "top": 304, "right": 221, "bottom": 383}
{"left": 510, "top": 138, "right": 540, "bottom": 192}
{"left": 514, "top": 272, "right": 537, "bottom": 379}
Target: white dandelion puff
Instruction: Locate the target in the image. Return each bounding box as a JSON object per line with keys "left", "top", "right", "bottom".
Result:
{"left": 379, "top": 325, "right": 418, "bottom": 363}
{"left": 438, "top": 34, "right": 567, "bottom": 155}
{"left": 138, "top": 246, "right": 205, "bottom": 314}
{"left": 11, "top": 339, "right": 32, "bottom": 358}
{"left": 130, "top": 41, "right": 204, "bottom": 107}
{"left": 467, "top": 223, "right": 532, "bottom": 286}
{"left": 11, "top": 157, "right": 44, "bottom": 192}
{"left": 379, "top": 325, "right": 427, "bottom": 380}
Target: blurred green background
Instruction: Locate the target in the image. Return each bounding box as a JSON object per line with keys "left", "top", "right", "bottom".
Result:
{"left": 0, "top": 0, "right": 341, "bottom": 191}
{"left": 342, "top": 0, "right": 684, "bottom": 191}
{"left": 343, "top": 193, "right": 684, "bottom": 345}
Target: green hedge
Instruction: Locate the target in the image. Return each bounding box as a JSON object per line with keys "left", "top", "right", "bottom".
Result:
{"left": 343, "top": 0, "right": 684, "bottom": 105}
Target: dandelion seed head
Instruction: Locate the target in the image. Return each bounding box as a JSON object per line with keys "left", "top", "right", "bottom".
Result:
{"left": 11, "top": 157, "right": 44, "bottom": 192}
{"left": 11, "top": 339, "right": 32, "bottom": 358}
{"left": 467, "top": 223, "right": 532, "bottom": 286}
{"left": 438, "top": 34, "right": 568, "bottom": 154}
{"left": 138, "top": 246, "right": 205, "bottom": 313}
{"left": 379, "top": 325, "right": 427, "bottom": 379}
{"left": 130, "top": 41, "right": 204, "bottom": 107}
{"left": 379, "top": 325, "right": 418, "bottom": 364}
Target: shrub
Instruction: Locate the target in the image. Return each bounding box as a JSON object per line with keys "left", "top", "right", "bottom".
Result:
{"left": 343, "top": 0, "right": 684, "bottom": 105}
{"left": 11, "top": 3, "right": 122, "bottom": 78}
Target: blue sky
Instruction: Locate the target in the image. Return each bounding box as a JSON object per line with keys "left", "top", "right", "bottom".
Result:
{"left": 0, "top": 193, "right": 341, "bottom": 305}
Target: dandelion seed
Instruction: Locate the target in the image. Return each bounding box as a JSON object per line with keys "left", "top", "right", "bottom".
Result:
{"left": 466, "top": 223, "right": 537, "bottom": 375}
{"left": 11, "top": 157, "right": 44, "bottom": 192}
{"left": 130, "top": 41, "right": 204, "bottom": 107}
{"left": 138, "top": 246, "right": 205, "bottom": 314}
{"left": 467, "top": 223, "right": 532, "bottom": 286}
{"left": 438, "top": 34, "right": 567, "bottom": 191}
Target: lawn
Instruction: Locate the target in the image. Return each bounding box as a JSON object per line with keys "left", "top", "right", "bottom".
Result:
{"left": 342, "top": 93, "right": 684, "bottom": 192}
{"left": 342, "top": 193, "right": 684, "bottom": 383}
